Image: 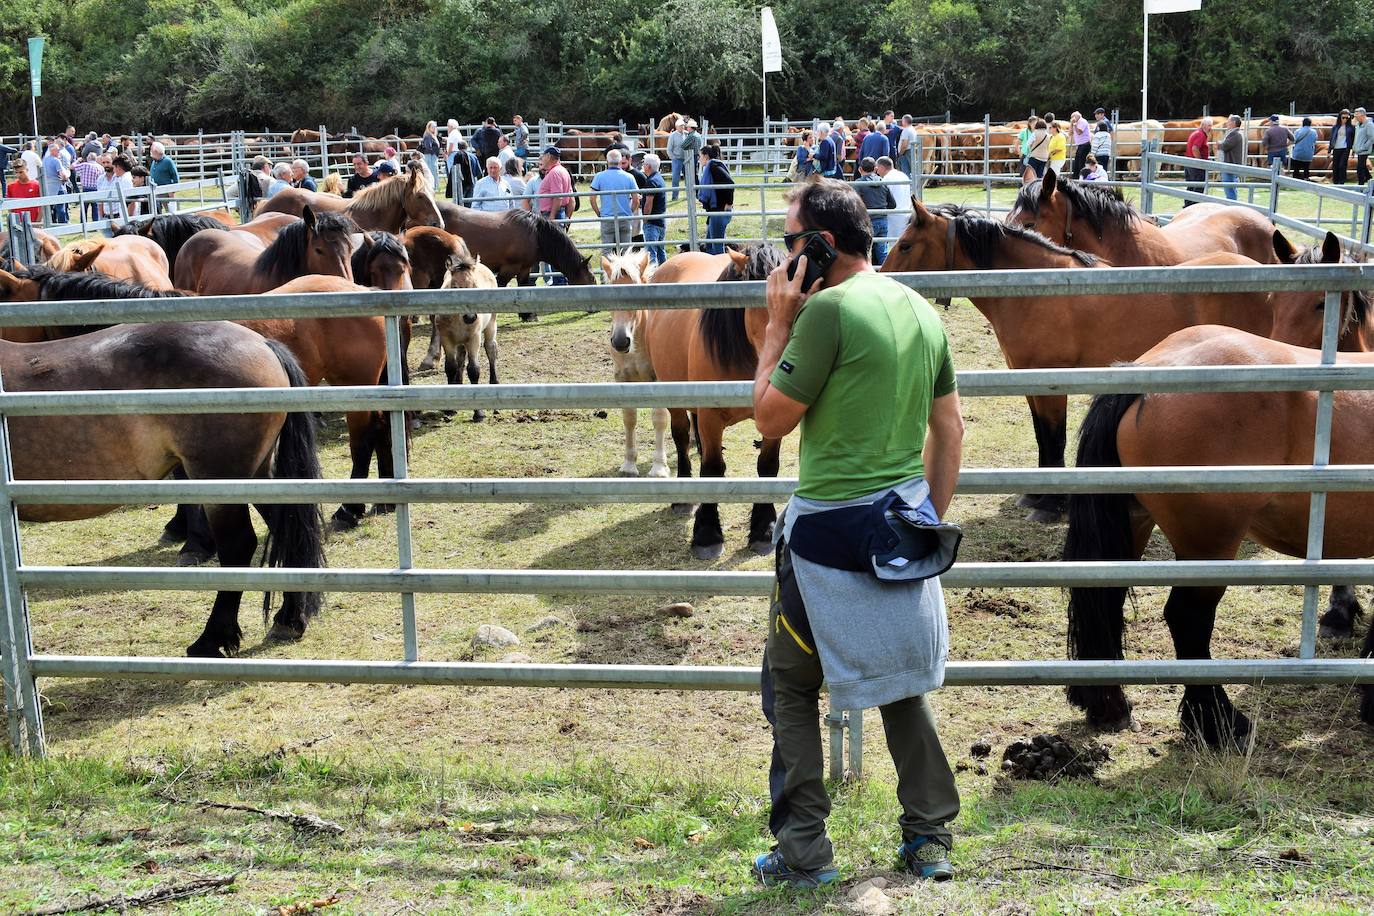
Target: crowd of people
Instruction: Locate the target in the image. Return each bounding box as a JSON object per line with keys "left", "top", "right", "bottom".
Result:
{"left": 1, "top": 129, "right": 173, "bottom": 224}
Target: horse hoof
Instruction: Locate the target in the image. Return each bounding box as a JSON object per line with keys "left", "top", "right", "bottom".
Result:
{"left": 417, "top": 358, "right": 435, "bottom": 371}
{"left": 185, "top": 641, "right": 225, "bottom": 659}
{"left": 647, "top": 465, "right": 670, "bottom": 479}
{"left": 369, "top": 504, "right": 396, "bottom": 516}
{"left": 472, "top": 411, "right": 486, "bottom": 422}
{"left": 266, "top": 622, "right": 305, "bottom": 642}
{"left": 329, "top": 510, "right": 361, "bottom": 533}
{"left": 1015, "top": 494, "right": 1041, "bottom": 509}
{"left": 618, "top": 465, "right": 639, "bottom": 477}
{"left": 176, "top": 551, "right": 212, "bottom": 567}
{"left": 408, "top": 417, "right": 422, "bottom": 431}
{"left": 691, "top": 542, "right": 725, "bottom": 561}
{"left": 748, "top": 539, "right": 773, "bottom": 556}
{"left": 670, "top": 503, "right": 696, "bottom": 518}
{"left": 1026, "top": 508, "right": 1065, "bottom": 525}
{"left": 158, "top": 530, "right": 186, "bottom": 547}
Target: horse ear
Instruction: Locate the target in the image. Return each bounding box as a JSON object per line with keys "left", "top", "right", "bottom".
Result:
{"left": 600, "top": 255, "right": 614, "bottom": 277}
{"left": 727, "top": 248, "right": 749, "bottom": 269}
{"left": 911, "top": 197, "right": 931, "bottom": 227}
{"left": 1321, "top": 231, "right": 1343, "bottom": 264}
{"left": 1021, "top": 166, "right": 1036, "bottom": 186}
{"left": 70, "top": 245, "right": 103, "bottom": 273}
{"left": 1039, "top": 166, "right": 1057, "bottom": 200}
{"left": 302, "top": 205, "right": 317, "bottom": 233}
{"left": 1272, "top": 230, "right": 1298, "bottom": 264}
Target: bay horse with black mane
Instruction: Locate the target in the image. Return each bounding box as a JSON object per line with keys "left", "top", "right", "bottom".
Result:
{"left": 881, "top": 201, "right": 1274, "bottom": 522}
{"left": 642, "top": 246, "right": 788, "bottom": 558}
{"left": 0, "top": 265, "right": 325, "bottom": 658}
{"left": 173, "top": 206, "right": 357, "bottom": 295}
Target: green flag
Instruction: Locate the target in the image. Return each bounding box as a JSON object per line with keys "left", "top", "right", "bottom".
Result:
{"left": 28, "top": 37, "right": 44, "bottom": 97}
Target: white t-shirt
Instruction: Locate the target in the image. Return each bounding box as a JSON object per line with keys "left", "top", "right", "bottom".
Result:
{"left": 880, "top": 169, "right": 913, "bottom": 210}
{"left": 899, "top": 126, "right": 919, "bottom": 153}
{"left": 497, "top": 147, "right": 516, "bottom": 167}
{"left": 446, "top": 129, "right": 463, "bottom": 155}
{"left": 20, "top": 150, "right": 42, "bottom": 179}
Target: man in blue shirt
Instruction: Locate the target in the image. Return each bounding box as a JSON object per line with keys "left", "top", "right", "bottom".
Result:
{"left": 859, "top": 127, "right": 890, "bottom": 163}
{"left": 42, "top": 141, "right": 70, "bottom": 223}
{"left": 640, "top": 153, "right": 668, "bottom": 265}
{"left": 590, "top": 149, "right": 640, "bottom": 249}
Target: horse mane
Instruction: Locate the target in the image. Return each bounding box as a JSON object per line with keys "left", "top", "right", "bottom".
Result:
{"left": 1013, "top": 179, "right": 1138, "bottom": 237}
{"left": 602, "top": 251, "right": 649, "bottom": 283}
{"left": 933, "top": 203, "right": 1098, "bottom": 269}
{"left": 255, "top": 211, "right": 358, "bottom": 283}
{"left": 698, "top": 244, "right": 786, "bottom": 376}
{"left": 47, "top": 238, "right": 109, "bottom": 271}
{"left": 346, "top": 166, "right": 433, "bottom": 220}
{"left": 519, "top": 209, "right": 590, "bottom": 278}
{"left": 351, "top": 230, "right": 409, "bottom": 285}
{"left": 121, "top": 213, "right": 223, "bottom": 271}
{"left": 17, "top": 263, "right": 185, "bottom": 300}
{"left": 1295, "top": 242, "right": 1370, "bottom": 331}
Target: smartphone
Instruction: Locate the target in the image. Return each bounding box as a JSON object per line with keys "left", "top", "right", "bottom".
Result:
{"left": 787, "top": 232, "right": 837, "bottom": 291}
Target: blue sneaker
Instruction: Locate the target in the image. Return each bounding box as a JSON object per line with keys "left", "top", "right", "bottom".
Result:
{"left": 753, "top": 849, "right": 839, "bottom": 888}
{"left": 898, "top": 837, "right": 954, "bottom": 880}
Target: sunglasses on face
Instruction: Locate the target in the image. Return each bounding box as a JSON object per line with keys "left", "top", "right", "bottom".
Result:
{"left": 783, "top": 229, "right": 821, "bottom": 251}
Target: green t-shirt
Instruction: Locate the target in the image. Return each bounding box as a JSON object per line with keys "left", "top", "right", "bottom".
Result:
{"left": 769, "top": 271, "right": 956, "bottom": 501}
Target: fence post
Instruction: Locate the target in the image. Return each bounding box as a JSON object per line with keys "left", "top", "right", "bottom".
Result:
{"left": 1267, "top": 158, "right": 1281, "bottom": 220}
{"left": 197, "top": 130, "right": 206, "bottom": 203}
{"left": 1299, "top": 287, "right": 1342, "bottom": 658}
{"left": 0, "top": 366, "right": 46, "bottom": 756}
{"left": 685, "top": 164, "right": 699, "bottom": 252}
{"left": 983, "top": 114, "right": 992, "bottom": 216}
{"left": 912, "top": 138, "right": 924, "bottom": 201}
{"left": 827, "top": 700, "right": 844, "bottom": 780}
{"left": 1290, "top": 100, "right": 1297, "bottom": 117}
{"left": 383, "top": 316, "right": 419, "bottom": 662}
{"left": 319, "top": 125, "right": 329, "bottom": 178}
{"left": 1362, "top": 180, "right": 1374, "bottom": 251}
{"left": 1243, "top": 107, "right": 1253, "bottom": 169}
{"left": 217, "top": 170, "right": 229, "bottom": 214}
{"left": 1140, "top": 141, "right": 1154, "bottom": 215}
{"left": 848, "top": 708, "right": 863, "bottom": 778}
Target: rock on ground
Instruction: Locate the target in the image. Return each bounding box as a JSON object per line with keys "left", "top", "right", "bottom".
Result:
{"left": 472, "top": 624, "right": 521, "bottom": 649}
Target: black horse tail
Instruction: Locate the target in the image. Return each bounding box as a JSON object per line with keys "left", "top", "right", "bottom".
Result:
{"left": 260, "top": 338, "right": 326, "bottom": 629}
{"left": 1064, "top": 388, "right": 1144, "bottom": 726}
{"left": 698, "top": 308, "right": 757, "bottom": 376}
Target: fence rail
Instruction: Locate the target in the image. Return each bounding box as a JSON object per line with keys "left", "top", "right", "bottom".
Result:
{"left": 0, "top": 263, "right": 1368, "bottom": 765}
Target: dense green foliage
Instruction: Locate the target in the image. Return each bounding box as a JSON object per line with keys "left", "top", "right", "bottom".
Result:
{"left": 4, "top": 0, "right": 1372, "bottom": 133}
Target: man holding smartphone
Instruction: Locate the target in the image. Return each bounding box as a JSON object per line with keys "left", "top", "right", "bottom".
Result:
{"left": 750, "top": 177, "right": 964, "bottom": 888}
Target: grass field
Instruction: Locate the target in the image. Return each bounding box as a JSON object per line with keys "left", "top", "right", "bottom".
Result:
{"left": 4, "top": 178, "right": 1374, "bottom": 914}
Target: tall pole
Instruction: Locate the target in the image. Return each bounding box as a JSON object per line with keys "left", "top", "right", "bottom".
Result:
{"left": 30, "top": 96, "right": 39, "bottom": 143}
{"left": 1141, "top": 10, "right": 1149, "bottom": 125}
{"left": 762, "top": 68, "right": 768, "bottom": 178}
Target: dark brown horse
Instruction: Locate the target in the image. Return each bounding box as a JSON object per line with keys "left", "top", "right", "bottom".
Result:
{"left": 0, "top": 267, "right": 324, "bottom": 657}
{"left": 256, "top": 163, "right": 441, "bottom": 232}
{"left": 642, "top": 246, "right": 788, "bottom": 558}
{"left": 173, "top": 207, "right": 357, "bottom": 295}
{"left": 880, "top": 202, "right": 1274, "bottom": 522}
{"left": 1269, "top": 231, "right": 1373, "bottom": 352}
{"left": 1065, "top": 324, "right": 1374, "bottom": 748}
{"left": 436, "top": 204, "right": 596, "bottom": 289}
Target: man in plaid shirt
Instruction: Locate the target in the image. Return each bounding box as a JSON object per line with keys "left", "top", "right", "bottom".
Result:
{"left": 74, "top": 153, "right": 104, "bottom": 223}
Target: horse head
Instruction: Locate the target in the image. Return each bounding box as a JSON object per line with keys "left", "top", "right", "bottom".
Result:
{"left": 603, "top": 250, "right": 651, "bottom": 354}
{"left": 403, "top": 163, "right": 443, "bottom": 228}
{"left": 302, "top": 206, "right": 358, "bottom": 281}
{"left": 1270, "top": 230, "right": 1370, "bottom": 350}
{"left": 353, "top": 230, "right": 412, "bottom": 291}
{"left": 879, "top": 199, "right": 954, "bottom": 273}
{"left": 0, "top": 267, "right": 40, "bottom": 301}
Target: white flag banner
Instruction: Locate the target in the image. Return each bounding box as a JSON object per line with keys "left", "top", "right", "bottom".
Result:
{"left": 1144, "top": 0, "right": 1200, "bottom": 13}
{"left": 761, "top": 7, "right": 782, "bottom": 73}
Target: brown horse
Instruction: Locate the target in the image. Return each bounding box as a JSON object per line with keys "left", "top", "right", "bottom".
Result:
{"left": 173, "top": 207, "right": 356, "bottom": 295}
{"left": 406, "top": 228, "right": 485, "bottom": 372}
{"left": 125, "top": 212, "right": 303, "bottom": 277}
{"left": 1007, "top": 168, "right": 1279, "bottom": 265}
{"left": 256, "top": 163, "right": 441, "bottom": 232}
{"left": 0, "top": 262, "right": 182, "bottom": 342}
{"left": 643, "top": 245, "right": 788, "bottom": 559}
{"left": 880, "top": 201, "right": 1275, "bottom": 522}
{"left": 1065, "top": 324, "right": 1374, "bottom": 748}
{"left": 433, "top": 260, "right": 500, "bottom": 422}
{"left": 436, "top": 204, "right": 596, "bottom": 291}
{"left": 48, "top": 235, "right": 172, "bottom": 289}
{"left": 1269, "top": 231, "right": 1373, "bottom": 352}
{"left": 0, "top": 267, "right": 324, "bottom": 658}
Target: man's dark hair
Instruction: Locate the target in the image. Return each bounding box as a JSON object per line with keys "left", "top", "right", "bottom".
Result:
{"left": 786, "top": 176, "right": 872, "bottom": 257}
{"left": 884, "top": 109, "right": 894, "bottom": 118}
{"left": 130, "top": 165, "right": 149, "bottom": 178}
{"left": 859, "top": 156, "right": 876, "bottom": 173}
{"left": 703, "top": 143, "right": 722, "bottom": 160}
{"left": 112, "top": 154, "right": 133, "bottom": 171}
{"left": 876, "top": 155, "right": 894, "bottom": 169}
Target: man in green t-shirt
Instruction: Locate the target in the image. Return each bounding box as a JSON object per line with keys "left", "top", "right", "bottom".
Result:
{"left": 750, "top": 177, "right": 965, "bottom": 888}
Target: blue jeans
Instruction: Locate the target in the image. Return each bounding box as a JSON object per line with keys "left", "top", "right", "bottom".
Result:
{"left": 1267, "top": 150, "right": 1288, "bottom": 170}
{"left": 643, "top": 222, "right": 667, "bottom": 265}
{"left": 49, "top": 203, "right": 68, "bottom": 224}
{"left": 870, "top": 216, "right": 889, "bottom": 266}
{"left": 704, "top": 212, "right": 732, "bottom": 254}
{"left": 670, "top": 158, "right": 685, "bottom": 200}
{"left": 1222, "top": 170, "right": 1238, "bottom": 201}
{"left": 423, "top": 154, "right": 438, "bottom": 186}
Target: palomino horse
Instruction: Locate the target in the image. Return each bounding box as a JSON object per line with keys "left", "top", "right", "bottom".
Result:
{"left": 0, "top": 267, "right": 324, "bottom": 658}
{"left": 257, "top": 162, "right": 442, "bottom": 232}
{"left": 404, "top": 227, "right": 481, "bottom": 373}
{"left": 880, "top": 201, "right": 1274, "bottom": 522}
{"left": 1007, "top": 168, "right": 1278, "bottom": 265}
{"left": 643, "top": 245, "right": 788, "bottom": 559}
{"left": 1065, "top": 324, "right": 1374, "bottom": 748}
{"left": 173, "top": 207, "right": 357, "bottom": 295}
{"left": 48, "top": 235, "right": 172, "bottom": 289}
{"left": 433, "top": 260, "right": 500, "bottom": 422}
{"left": 603, "top": 250, "right": 668, "bottom": 477}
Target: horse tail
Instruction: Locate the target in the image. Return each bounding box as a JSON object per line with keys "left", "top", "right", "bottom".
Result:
{"left": 259, "top": 338, "right": 326, "bottom": 627}
{"left": 1063, "top": 387, "right": 1143, "bottom": 726}
{"left": 697, "top": 308, "right": 757, "bottom": 376}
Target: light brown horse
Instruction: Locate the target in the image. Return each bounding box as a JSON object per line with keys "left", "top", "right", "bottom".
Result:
{"left": 881, "top": 201, "right": 1275, "bottom": 522}
{"left": 433, "top": 260, "right": 500, "bottom": 422}
{"left": 1269, "top": 231, "right": 1373, "bottom": 352}
{"left": 642, "top": 245, "right": 787, "bottom": 559}
{"left": 408, "top": 228, "right": 484, "bottom": 372}
{"left": 1007, "top": 168, "right": 1279, "bottom": 266}
{"left": 48, "top": 235, "right": 172, "bottom": 289}
{"left": 1065, "top": 324, "right": 1374, "bottom": 748}
{"left": 256, "top": 163, "right": 441, "bottom": 232}
{"left": 173, "top": 207, "right": 356, "bottom": 295}
{"left": 0, "top": 266, "right": 324, "bottom": 658}
{"left": 603, "top": 250, "right": 668, "bottom": 477}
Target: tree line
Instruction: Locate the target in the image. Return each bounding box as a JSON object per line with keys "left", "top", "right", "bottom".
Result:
{"left": 3, "top": 0, "right": 1370, "bottom": 135}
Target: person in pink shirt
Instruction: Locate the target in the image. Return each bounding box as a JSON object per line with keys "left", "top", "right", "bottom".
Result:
{"left": 536, "top": 145, "right": 575, "bottom": 286}
{"left": 1069, "top": 111, "right": 1093, "bottom": 176}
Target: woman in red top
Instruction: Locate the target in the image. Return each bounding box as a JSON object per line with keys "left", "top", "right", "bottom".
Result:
{"left": 6, "top": 159, "right": 42, "bottom": 223}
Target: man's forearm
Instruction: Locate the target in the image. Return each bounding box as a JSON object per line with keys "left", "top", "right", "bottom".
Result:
{"left": 924, "top": 431, "right": 962, "bottom": 518}
{"left": 752, "top": 323, "right": 791, "bottom": 407}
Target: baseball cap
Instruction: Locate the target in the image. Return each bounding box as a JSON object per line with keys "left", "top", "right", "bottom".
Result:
{"left": 374, "top": 161, "right": 397, "bottom": 175}
{"left": 542, "top": 145, "right": 561, "bottom": 158}
{"left": 1268, "top": 114, "right": 1280, "bottom": 122}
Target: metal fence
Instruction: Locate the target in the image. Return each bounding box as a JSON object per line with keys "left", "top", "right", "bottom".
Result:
{"left": 3, "top": 264, "right": 1374, "bottom": 778}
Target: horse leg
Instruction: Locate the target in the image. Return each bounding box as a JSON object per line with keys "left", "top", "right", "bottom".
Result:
{"left": 1320, "top": 584, "right": 1363, "bottom": 638}
{"left": 159, "top": 466, "right": 192, "bottom": 545}
{"left": 669, "top": 407, "right": 694, "bottom": 516}
{"left": 690, "top": 411, "right": 727, "bottom": 560}
{"left": 330, "top": 410, "right": 376, "bottom": 531}
{"left": 1359, "top": 610, "right": 1374, "bottom": 725}
{"left": 418, "top": 317, "right": 442, "bottom": 371}
{"left": 620, "top": 408, "right": 640, "bottom": 476}
{"left": 466, "top": 332, "right": 484, "bottom": 422}
{"left": 177, "top": 505, "right": 217, "bottom": 566}
{"left": 516, "top": 271, "right": 537, "bottom": 322}
{"left": 185, "top": 503, "right": 256, "bottom": 658}
{"left": 1165, "top": 583, "right": 1252, "bottom": 750}
{"left": 647, "top": 407, "right": 670, "bottom": 479}
{"left": 748, "top": 436, "right": 782, "bottom": 554}
{"left": 1018, "top": 395, "right": 1069, "bottom": 523}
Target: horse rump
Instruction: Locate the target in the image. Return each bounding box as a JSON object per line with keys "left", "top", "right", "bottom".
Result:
{"left": 1063, "top": 387, "right": 1145, "bottom": 728}
{"left": 258, "top": 338, "right": 326, "bottom": 634}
